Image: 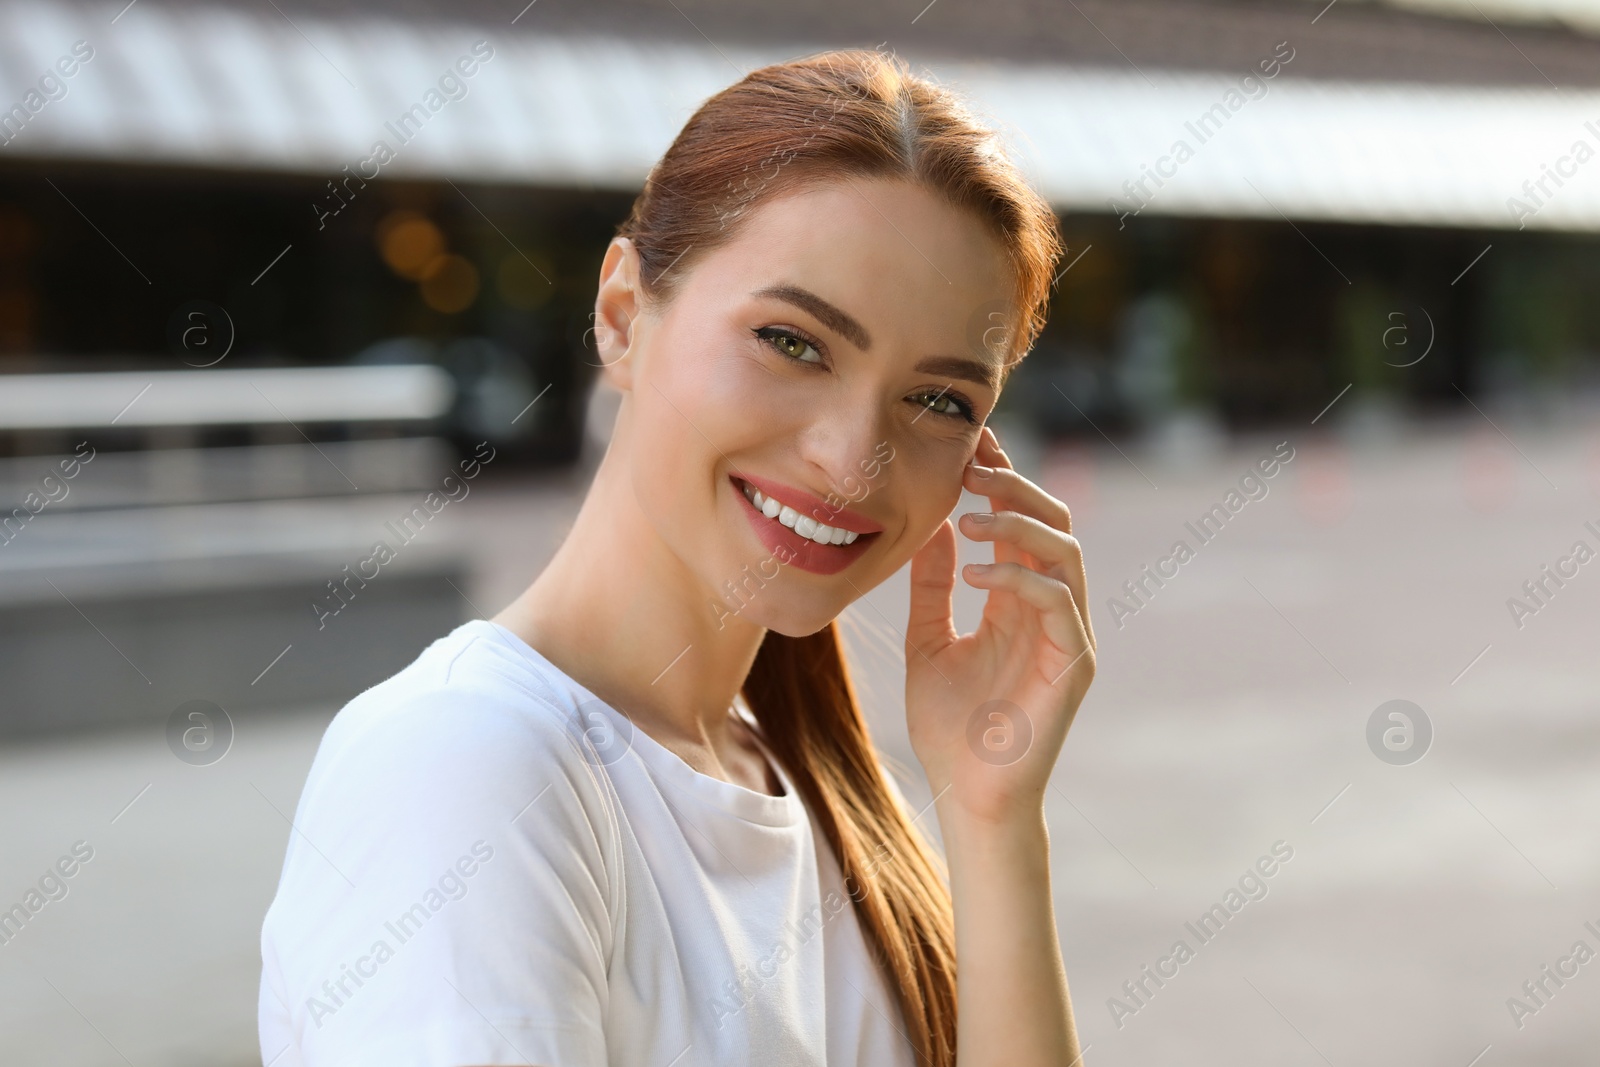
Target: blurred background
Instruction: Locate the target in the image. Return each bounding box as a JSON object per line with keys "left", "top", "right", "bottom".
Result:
{"left": 2, "top": 0, "right": 1599, "bottom": 1063}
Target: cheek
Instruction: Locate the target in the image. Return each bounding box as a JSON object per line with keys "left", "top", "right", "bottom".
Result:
{"left": 897, "top": 429, "right": 975, "bottom": 490}
{"left": 675, "top": 355, "right": 794, "bottom": 471}
{"left": 880, "top": 438, "right": 973, "bottom": 542}
{"left": 628, "top": 335, "right": 792, "bottom": 543}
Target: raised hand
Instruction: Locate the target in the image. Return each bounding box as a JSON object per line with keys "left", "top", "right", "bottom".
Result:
{"left": 903, "top": 425, "right": 1096, "bottom": 826}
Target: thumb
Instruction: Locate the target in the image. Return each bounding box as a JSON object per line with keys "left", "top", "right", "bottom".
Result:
{"left": 906, "top": 518, "right": 958, "bottom": 658}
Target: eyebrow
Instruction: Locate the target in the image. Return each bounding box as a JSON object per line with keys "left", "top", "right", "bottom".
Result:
{"left": 754, "top": 284, "right": 872, "bottom": 350}
{"left": 912, "top": 355, "right": 1001, "bottom": 393}
{"left": 753, "top": 283, "right": 1001, "bottom": 392}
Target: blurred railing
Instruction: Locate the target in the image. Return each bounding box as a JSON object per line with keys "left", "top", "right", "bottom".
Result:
{"left": 0, "top": 365, "right": 478, "bottom": 736}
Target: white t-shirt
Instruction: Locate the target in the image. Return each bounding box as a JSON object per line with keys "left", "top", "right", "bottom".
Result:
{"left": 258, "top": 618, "right": 919, "bottom": 1067}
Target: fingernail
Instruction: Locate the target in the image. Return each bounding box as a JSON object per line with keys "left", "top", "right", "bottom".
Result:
{"left": 967, "top": 511, "right": 994, "bottom": 524}
{"left": 966, "top": 563, "right": 992, "bottom": 574}
{"left": 970, "top": 464, "right": 994, "bottom": 478}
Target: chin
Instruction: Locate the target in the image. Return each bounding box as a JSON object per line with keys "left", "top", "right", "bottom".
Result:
{"left": 721, "top": 587, "right": 846, "bottom": 639}
{"left": 762, "top": 607, "right": 843, "bottom": 639}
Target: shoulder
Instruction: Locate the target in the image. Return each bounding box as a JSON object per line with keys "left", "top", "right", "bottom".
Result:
{"left": 262, "top": 623, "right": 623, "bottom": 1065}
{"left": 311, "top": 621, "right": 600, "bottom": 785}
{"left": 280, "top": 622, "right": 625, "bottom": 903}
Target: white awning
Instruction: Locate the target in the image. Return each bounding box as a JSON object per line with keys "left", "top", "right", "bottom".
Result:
{"left": 2, "top": 0, "right": 1597, "bottom": 232}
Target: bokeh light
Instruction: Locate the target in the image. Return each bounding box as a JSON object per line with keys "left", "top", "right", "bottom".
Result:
{"left": 378, "top": 210, "right": 445, "bottom": 280}
{"left": 419, "top": 253, "right": 480, "bottom": 313}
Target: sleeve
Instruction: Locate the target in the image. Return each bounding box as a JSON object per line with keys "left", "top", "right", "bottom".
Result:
{"left": 260, "top": 687, "right": 621, "bottom": 1067}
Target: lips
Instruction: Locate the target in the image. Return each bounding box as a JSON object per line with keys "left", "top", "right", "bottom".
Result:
{"left": 730, "top": 473, "right": 881, "bottom": 576}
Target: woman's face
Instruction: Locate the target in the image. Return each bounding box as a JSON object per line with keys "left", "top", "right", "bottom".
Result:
{"left": 598, "top": 177, "right": 1015, "bottom": 637}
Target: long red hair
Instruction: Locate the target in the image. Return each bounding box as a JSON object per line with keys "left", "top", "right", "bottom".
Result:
{"left": 616, "top": 48, "right": 1062, "bottom": 1067}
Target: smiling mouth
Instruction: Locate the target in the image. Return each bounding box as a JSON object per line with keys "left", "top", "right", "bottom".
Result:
{"left": 741, "top": 479, "right": 861, "bottom": 544}
{"left": 730, "top": 475, "right": 880, "bottom": 576}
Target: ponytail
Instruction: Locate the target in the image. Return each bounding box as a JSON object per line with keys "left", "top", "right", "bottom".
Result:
{"left": 741, "top": 623, "right": 956, "bottom": 1067}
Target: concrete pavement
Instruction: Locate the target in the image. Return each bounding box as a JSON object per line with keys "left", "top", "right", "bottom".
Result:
{"left": 3, "top": 407, "right": 1597, "bottom": 1065}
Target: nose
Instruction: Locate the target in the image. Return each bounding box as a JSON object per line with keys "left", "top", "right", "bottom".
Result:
{"left": 795, "top": 397, "right": 892, "bottom": 508}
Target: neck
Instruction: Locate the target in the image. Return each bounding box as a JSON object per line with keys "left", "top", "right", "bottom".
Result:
{"left": 495, "top": 394, "right": 768, "bottom": 752}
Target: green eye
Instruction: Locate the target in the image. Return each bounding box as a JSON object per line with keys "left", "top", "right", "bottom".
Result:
{"left": 912, "top": 388, "right": 978, "bottom": 424}
{"left": 755, "top": 326, "right": 822, "bottom": 364}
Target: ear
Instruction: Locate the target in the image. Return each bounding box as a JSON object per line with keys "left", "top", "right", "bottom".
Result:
{"left": 593, "top": 237, "right": 643, "bottom": 391}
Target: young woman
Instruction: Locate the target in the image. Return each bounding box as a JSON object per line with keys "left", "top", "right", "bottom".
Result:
{"left": 259, "top": 48, "right": 1095, "bottom": 1067}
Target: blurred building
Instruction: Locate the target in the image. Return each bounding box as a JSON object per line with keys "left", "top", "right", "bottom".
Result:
{"left": 4, "top": 0, "right": 1600, "bottom": 728}
{"left": 1, "top": 0, "right": 1598, "bottom": 438}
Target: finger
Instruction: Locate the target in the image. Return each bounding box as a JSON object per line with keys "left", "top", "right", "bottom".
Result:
{"left": 961, "top": 560, "right": 1093, "bottom": 676}
{"left": 963, "top": 462, "right": 1072, "bottom": 535}
{"left": 958, "top": 511, "right": 1088, "bottom": 627}
{"left": 907, "top": 518, "right": 959, "bottom": 658}
{"left": 968, "top": 430, "right": 1030, "bottom": 571}
{"left": 978, "top": 424, "right": 1011, "bottom": 469}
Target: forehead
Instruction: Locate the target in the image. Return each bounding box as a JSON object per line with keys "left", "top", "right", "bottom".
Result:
{"left": 683, "top": 178, "right": 1014, "bottom": 362}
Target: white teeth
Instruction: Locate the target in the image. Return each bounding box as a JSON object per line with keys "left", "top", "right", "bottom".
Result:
{"left": 740, "top": 480, "right": 862, "bottom": 547}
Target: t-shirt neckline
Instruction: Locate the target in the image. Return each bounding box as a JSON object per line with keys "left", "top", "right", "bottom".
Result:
{"left": 470, "top": 619, "right": 806, "bottom": 828}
